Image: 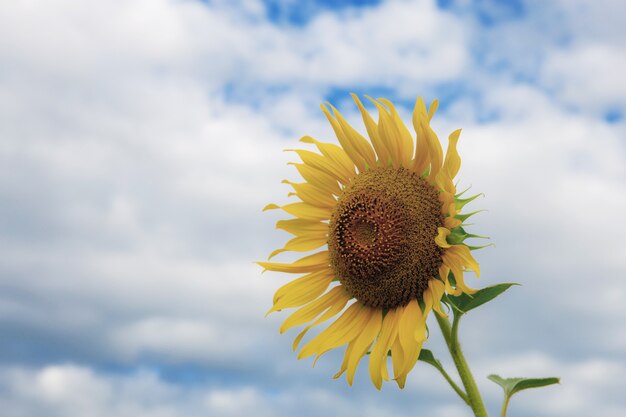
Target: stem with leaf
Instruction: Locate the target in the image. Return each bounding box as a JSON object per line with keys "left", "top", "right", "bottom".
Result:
{"left": 418, "top": 349, "right": 469, "bottom": 405}
{"left": 488, "top": 374, "right": 560, "bottom": 417}
{"left": 425, "top": 283, "right": 560, "bottom": 417}
{"left": 499, "top": 395, "right": 511, "bottom": 417}
{"left": 436, "top": 312, "right": 489, "bottom": 417}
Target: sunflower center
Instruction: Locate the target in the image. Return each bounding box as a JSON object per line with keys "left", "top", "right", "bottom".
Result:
{"left": 328, "top": 167, "right": 444, "bottom": 309}
{"left": 352, "top": 220, "right": 377, "bottom": 245}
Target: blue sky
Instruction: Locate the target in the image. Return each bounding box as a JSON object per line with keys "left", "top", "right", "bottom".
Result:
{"left": 0, "top": 0, "right": 625, "bottom": 416}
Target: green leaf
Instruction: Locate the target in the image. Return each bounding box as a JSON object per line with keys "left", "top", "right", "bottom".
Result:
{"left": 488, "top": 374, "right": 560, "bottom": 397}
{"left": 418, "top": 349, "right": 441, "bottom": 369}
{"left": 448, "top": 283, "right": 519, "bottom": 315}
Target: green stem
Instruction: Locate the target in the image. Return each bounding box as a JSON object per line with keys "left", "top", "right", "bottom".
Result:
{"left": 436, "top": 364, "right": 470, "bottom": 405}
{"left": 499, "top": 395, "right": 511, "bottom": 417}
{"left": 451, "top": 310, "right": 461, "bottom": 347}
{"left": 436, "top": 313, "right": 489, "bottom": 417}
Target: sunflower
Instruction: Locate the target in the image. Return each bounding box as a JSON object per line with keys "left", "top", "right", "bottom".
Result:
{"left": 258, "top": 94, "right": 482, "bottom": 389}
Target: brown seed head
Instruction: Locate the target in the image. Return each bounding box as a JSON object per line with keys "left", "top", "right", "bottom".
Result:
{"left": 328, "top": 166, "right": 444, "bottom": 309}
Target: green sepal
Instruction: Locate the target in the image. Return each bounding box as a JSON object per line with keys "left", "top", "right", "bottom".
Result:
{"left": 455, "top": 210, "right": 485, "bottom": 222}
{"left": 467, "top": 243, "right": 495, "bottom": 251}
{"left": 455, "top": 193, "right": 484, "bottom": 211}
{"left": 488, "top": 374, "right": 560, "bottom": 404}
{"left": 448, "top": 226, "right": 490, "bottom": 245}
{"left": 455, "top": 185, "right": 472, "bottom": 198}
{"left": 448, "top": 283, "right": 519, "bottom": 315}
{"left": 465, "top": 233, "right": 489, "bottom": 240}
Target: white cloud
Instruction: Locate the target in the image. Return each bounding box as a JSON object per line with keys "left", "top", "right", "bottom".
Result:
{"left": 0, "top": 364, "right": 475, "bottom": 417}
{"left": 0, "top": 0, "right": 625, "bottom": 416}
{"left": 1, "top": 364, "right": 246, "bottom": 417}
{"left": 2, "top": 355, "right": 624, "bottom": 417}
{"left": 456, "top": 0, "right": 626, "bottom": 115}
{"left": 542, "top": 42, "right": 626, "bottom": 114}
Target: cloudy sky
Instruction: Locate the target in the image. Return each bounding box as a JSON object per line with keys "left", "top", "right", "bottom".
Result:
{"left": 1, "top": 0, "right": 625, "bottom": 416}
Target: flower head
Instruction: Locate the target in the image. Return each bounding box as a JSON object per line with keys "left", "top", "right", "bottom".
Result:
{"left": 259, "top": 94, "right": 482, "bottom": 389}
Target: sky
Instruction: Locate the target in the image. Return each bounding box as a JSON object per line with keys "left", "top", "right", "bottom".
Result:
{"left": 0, "top": 0, "right": 625, "bottom": 416}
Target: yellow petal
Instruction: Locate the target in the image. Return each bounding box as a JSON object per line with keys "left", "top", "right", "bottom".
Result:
{"left": 447, "top": 244, "right": 481, "bottom": 277}
{"left": 439, "top": 192, "right": 456, "bottom": 215}
{"left": 367, "top": 96, "right": 402, "bottom": 168}
{"left": 369, "top": 307, "right": 400, "bottom": 390}
{"left": 292, "top": 294, "right": 350, "bottom": 351}
{"left": 412, "top": 97, "right": 430, "bottom": 175}
{"left": 378, "top": 98, "right": 414, "bottom": 168}
{"left": 289, "top": 163, "right": 341, "bottom": 196}
{"left": 428, "top": 279, "right": 448, "bottom": 318}
{"left": 441, "top": 252, "right": 464, "bottom": 296}
{"left": 398, "top": 299, "right": 421, "bottom": 351}
{"left": 320, "top": 104, "right": 366, "bottom": 172}
{"left": 283, "top": 180, "right": 337, "bottom": 208}
{"left": 412, "top": 97, "right": 443, "bottom": 181}
{"left": 435, "top": 227, "right": 452, "bottom": 248}
{"left": 300, "top": 136, "right": 356, "bottom": 181}
{"left": 346, "top": 307, "right": 381, "bottom": 385}
{"left": 280, "top": 286, "right": 349, "bottom": 333}
{"left": 327, "top": 102, "right": 377, "bottom": 169}
{"left": 391, "top": 336, "right": 406, "bottom": 388}
{"left": 439, "top": 264, "right": 457, "bottom": 295}
{"left": 277, "top": 202, "right": 331, "bottom": 221}
{"left": 258, "top": 251, "right": 329, "bottom": 274}
{"left": 272, "top": 269, "right": 332, "bottom": 304}
{"left": 268, "top": 234, "right": 328, "bottom": 259}
{"left": 298, "top": 302, "right": 368, "bottom": 361}
{"left": 288, "top": 149, "right": 350, "bottom": 184}
{"left": 397, "top": 299, "right": 424, "bottom": 378}
{"left": 333, "top": 340, "right": 356, "bottom": 379}
{"left": 442, "top": 247, "right": 478, "bottom": 295}
{"left": 424, "top": 125, "right": 443, "bottom": 183}
{"left": 263, "top": 203, "right": 279, "bottom": 211}
{"left": 268, "top": 270, "right": 334, "bottom": 313}
{"left": 442, "top": 129, "right": 462, "bottom": 181}
{"left": 427, "top": 99, "right": 439, "bottom": 121}
{"left": 450, "top": 263, "right": 476, "bottom": 295}
{"left": 351, "top": 93, "right": 390, "bottom": 166}
{"left": 275, "top": 218, "right": 328, "bottom": 237}
{"left": 416, "top": 291, "right": 433, "bottom": 342}
{"left": 444, "top": 215, "right": 462, "bottom": 229}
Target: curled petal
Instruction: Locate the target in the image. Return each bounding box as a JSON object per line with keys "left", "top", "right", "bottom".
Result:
{"left": 435, "top": 227, "right": 452, "bottom": 248}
